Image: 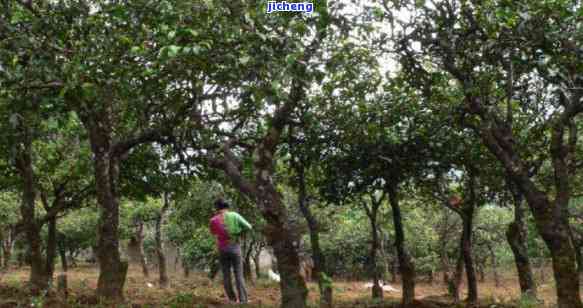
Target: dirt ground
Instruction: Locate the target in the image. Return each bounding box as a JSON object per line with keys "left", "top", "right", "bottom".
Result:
{"left": 0, "top": 265, "right": 579, "bottom": 307}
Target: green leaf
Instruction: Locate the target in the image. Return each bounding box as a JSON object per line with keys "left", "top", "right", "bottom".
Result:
{"left": 286, "top": 54, "right": 296, "bottom": 66}
{"left": 240, "top": 55, "right": 251, "bottom": 65}
{"left": 167, "top": 45, "right": 181, "bottom": 58}
{"left": 130, "top": 46, "right": 141, "bottom": 54}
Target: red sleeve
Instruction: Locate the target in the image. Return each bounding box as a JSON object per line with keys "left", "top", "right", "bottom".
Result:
{"left": 209, "top": 218, "right": 217, "bottom": 235}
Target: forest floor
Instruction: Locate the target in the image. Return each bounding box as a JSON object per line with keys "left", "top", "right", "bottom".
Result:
{"left": 0, "top": 265, "right": 578, "bottom": 307}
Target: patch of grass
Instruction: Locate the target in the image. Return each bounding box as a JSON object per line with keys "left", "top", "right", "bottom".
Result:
{"left": 516, "top": 294, "right": 542, "bottom": 308}
{"left": 165, "top": 291, "right": 196, "bottom": 307}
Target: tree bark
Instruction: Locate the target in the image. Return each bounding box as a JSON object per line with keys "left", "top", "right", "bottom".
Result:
{"left": 295, "top": 163, "right": 332, "bottom": 308}
{"left": 390, "top": 257, "right": 398, "bottom": 283}
{"left": 506, "top": 183, "right": 537, "bottom": 297}
{"left": 576, "top": 239, "right": 582, "bottom": 276}
{"left": 217, "top": 135, "right": 310, "bottom": 307}
{"left": 260, "top": 189, "right": 308, "bottom": 308}
{"left": 439, "top": 212, "right": 452, "bottom": 284}
{"left": 127, "top": 220, "right": 149, "bottom": 278}
{"left": 361, "top": 194, "right": 384, "bottom": 300}
{"left": 461, "top": 206, "right": 478, "bottom": 307}
{"left": 477, "top": 264, "right": 485, "bottom": 282}
{"left": 15, "top": 128, "right": 49, "bottom": 292}
{"left": 2, "top": 228, "right": 14, "bottom": 269}
{"left": 86, "top": 124, "right": 127, "bottom": 301}
{"left": 370, "top": 219, "right": 383, "bottom": 299}
{"left": 450, "top": 251, "right": 464, "bottom": 304}
{"left": 468, "top": 94, "right": 582, "bottom": 308}
{"left": 156, "top": 193, "right": 170, "bottom": 288}
{"left": 243, "top": 243, "right": 254, "bottom": 283}
{"left": 55, "top": 227, "right": 69, "bottom": 296}
{"left": 58, "top": 238, "right": 68, "bottom": 273}
{"left": 387, "top": 185, "right": 415, "bottom": 306}
{"left": 46, "top": 217, "right": 57, "bottom": 284}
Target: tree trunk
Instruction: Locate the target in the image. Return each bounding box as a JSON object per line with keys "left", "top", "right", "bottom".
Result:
{"left": 387, "top": 185, "right": 415, "bottom": 306}
{"left": 475, "top": 107, "right": 582, "bottom": 308}
{"left": 218, "top": 130, "right": 310, "bottom": 307}
{"left": 16, "top": 130, "right": 49, "bottom": 292}
{"left": 390, "top": 256, "right": 398, "bottom": 283}
{"left": 451, "top": 252, "right": 464, "bottom": 304}
{"left": 261, "top": 191, "right": 308, "bottom": 308}
{"left": 378, "top": 229, "right": 392, "bottom": 282}
{"left": 90, "top": 135, "right": 127, "bottom": 300}
{"left": 243, "top": 247, "right": 253, "bottom": 283}
{"left": 295, "top": 164, "right": 332, "bottom": 308}
{"left": 156, "top": 193, "right": 170, "bottom": 288}
{"left": 439, "top": 210, "right": 454, "bottom": 285}
{"left": 514, "top": 189, "right": 581, "bottom": 308}
{"left": 46, "top": 217, "right": 57, "bottom": 284}
{"left": 2, "top": 228, "right": 14, "bottom": 269}
{"left": 478, "top": 264, "right": 485, "bottom": 282}
{"left": 253, "top": 249, "right": 261, "bottom": 279}
{"left": 577, "top": 240, "right": 582, "bottom": 276}
{"left": 58, "top": 239, "right": 68, "bottom": 273}
{"left": 538, "top": 214, "right": 581, "bottom": 308}
{"left": 127, "top": 220, "right": 149, "bottom": 278}
{"left": 506, "top": 184, "right": 537, "bottom": 297}
{"left": 56, "top": 233, "right": 69, "bottom": 296}
{"left": 370, "top": 221, "right": 383, "bottom": 299}
{"left": 461, "top": 208, "right": 478, "bottom": 307}
{"left": 0, "top": 237, "right": 3, "bottom": 269}
{"left": 364, "top": 199, "right": 383, "bottom": 300}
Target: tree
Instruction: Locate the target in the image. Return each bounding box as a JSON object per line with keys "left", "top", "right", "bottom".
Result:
{"left": 0, "top": 192, "right": 19, "bottom": 269}
{"left": 390, "top": 1, "right": 583, "bottom": 306}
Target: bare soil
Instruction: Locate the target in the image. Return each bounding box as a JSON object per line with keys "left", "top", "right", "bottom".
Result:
{"left": 0, "top": 265, "right": 578, "bottom": 307}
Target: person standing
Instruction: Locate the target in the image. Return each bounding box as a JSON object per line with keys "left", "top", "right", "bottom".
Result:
{"left": 209, "top": 198, "right": 252, "bottom": 304}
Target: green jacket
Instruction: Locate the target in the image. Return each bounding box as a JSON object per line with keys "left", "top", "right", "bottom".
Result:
{"left": 224, "top": 211, "right": 252, "bottom": 238}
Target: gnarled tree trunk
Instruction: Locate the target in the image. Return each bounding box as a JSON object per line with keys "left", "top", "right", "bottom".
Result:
{"left": 468, "top": 90, "right": 582, "bottom": 308}
{"left": 506, "top": 189, "right": 536, "bottom": 297}
{"left": 86, "top": 124, "right": 127, "bottom": 301}
{"left": 258, "top": 187, "right": 308, "bottom": 308}
{"left": 216, "top": 132, "right": 311, "bottom": 307}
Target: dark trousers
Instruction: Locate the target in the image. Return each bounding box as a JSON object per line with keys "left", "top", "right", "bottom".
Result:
{"left": 219, "top": 250, "right": 248, "bottom": 303}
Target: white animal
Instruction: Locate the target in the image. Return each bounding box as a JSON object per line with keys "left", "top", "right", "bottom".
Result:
{"left": 363, "top": 280, "right": 399, "bottom": 292}
{"left": 268, "top": 269, "right": 281, "bottom": 282}
{"left": 146, "top": 282, "right": 154, "bottom": 288}
{"left": 382, "top": 284, "right": 399, "bottom": 292}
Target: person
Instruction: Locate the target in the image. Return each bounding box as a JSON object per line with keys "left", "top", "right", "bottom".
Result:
{"left": 209, "top": 198, "right": 252, "bottom": 304}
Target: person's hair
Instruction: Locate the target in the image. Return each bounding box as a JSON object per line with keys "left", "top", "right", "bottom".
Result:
{"left": 214, "top": 198, "right": 230, "bottom": 210}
